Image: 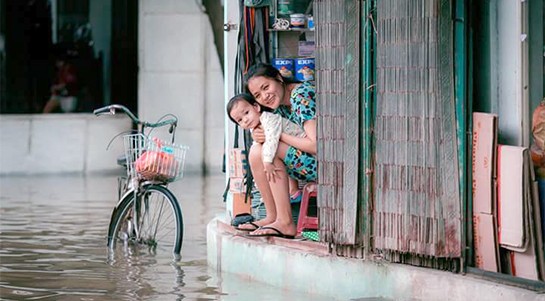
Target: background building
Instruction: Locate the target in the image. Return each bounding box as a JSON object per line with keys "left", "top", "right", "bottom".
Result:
{"left": 0, "top": 0, "right": 225, "bottom": 175}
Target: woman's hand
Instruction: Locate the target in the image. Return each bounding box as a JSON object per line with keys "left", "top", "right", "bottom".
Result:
{"left": 279, "top": 119, "right": 317, "bottom": 155}
{"left": 252, "top": 126, "right": 266, "bottom": 144}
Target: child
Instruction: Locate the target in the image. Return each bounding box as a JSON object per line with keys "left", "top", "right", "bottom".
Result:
{"left": 227, "top": 93, "right": 306, "bottom": 202}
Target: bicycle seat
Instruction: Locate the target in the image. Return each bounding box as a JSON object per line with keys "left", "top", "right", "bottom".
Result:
{"left": 117, "top": 154, "right": 127, "bottom": 167}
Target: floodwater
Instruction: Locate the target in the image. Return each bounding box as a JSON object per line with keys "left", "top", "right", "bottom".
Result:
{"left": 0, "top": 173, "right": 332, "bottom": 300}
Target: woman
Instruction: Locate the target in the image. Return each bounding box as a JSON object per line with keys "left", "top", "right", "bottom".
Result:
{"left": 240, "top": 63, "right": 317, "bottom": 238}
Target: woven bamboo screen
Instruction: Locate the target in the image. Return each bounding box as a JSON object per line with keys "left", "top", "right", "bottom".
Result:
{"left": 373, "top": 0, "right": 461, "bottom": 259}
{"left": 315, "top": 0, "right": 361, "bottom": 245}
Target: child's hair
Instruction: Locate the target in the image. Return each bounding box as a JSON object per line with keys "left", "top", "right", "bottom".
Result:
{"left": 226, "top": 93, "right": 273, "bottom": 125}
{"left": 243, "top": 63, "right": 301, "bottom": 94}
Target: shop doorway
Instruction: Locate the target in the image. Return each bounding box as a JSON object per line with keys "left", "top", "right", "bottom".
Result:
{"left": 111, "top": 0, "right": 138, "bottom": 113}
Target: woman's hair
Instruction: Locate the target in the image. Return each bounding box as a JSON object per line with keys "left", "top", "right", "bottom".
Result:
{"left": 226, "top": 93, "right": 273, "bottom": 124}
{"left": 243, "top": 63, "right": 300, "bottom": 94}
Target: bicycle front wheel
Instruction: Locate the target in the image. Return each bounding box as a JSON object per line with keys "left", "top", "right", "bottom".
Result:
{"left": 107, "top": 184, "right": 184, "bottom": 254}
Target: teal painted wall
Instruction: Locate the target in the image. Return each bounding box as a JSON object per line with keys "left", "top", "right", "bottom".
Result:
{"left": 529, "top": 0, "right": 544, "bottom": 117}
{"left": 472, "top": 0, "right": 544, "bottom": 146}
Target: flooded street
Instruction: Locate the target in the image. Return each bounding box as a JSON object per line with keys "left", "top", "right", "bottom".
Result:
{"left": 0, "top": 173, "right": 327, "bottom": 300}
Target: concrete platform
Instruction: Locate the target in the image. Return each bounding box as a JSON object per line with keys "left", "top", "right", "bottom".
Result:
{"left": 207, "top": 217, "right": 545, "bottom": 300}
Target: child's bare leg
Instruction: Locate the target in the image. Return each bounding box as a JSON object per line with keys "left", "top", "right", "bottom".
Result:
{"left": 250, "top": 142, "right": 296, "bottom": 237}
{"left": 237, "top": 143, "right": 276, "bottom": 230}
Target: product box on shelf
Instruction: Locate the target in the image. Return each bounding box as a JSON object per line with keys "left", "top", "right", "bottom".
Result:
{"left": 295, "top": 58, "right": 315, "bottom": 81}
{"left": 272, "top": 58, "right": 295, "bottom": 79}
{"left": 298, "top": 41, "right": 315, "bottom": 57}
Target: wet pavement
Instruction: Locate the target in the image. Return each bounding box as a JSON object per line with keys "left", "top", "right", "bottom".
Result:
{"left": 0, "top": 173, "right": 331, "bottom": 300}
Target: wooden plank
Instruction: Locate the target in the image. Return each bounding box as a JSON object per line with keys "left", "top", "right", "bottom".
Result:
{"left": 315, "top": 0, "right": 361, "bottom": 246}
{"left": 438, "top": 0, "right": 461, "bottom": 258}
{"left": 339, "top": 0, "right": 360, "bottom": 245}
{"left": 473, "top": 213, "right": 499, "bottom": 272}
{"left": 472, "top": 112, "right": 498, "bottom": 215}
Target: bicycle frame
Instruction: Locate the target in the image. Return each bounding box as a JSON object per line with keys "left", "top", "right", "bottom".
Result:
{"left": 117, "top": 177, "right": 168, "bottom": 241}
{"left": 95, "top": 104, "right": 184, "bottom": 252}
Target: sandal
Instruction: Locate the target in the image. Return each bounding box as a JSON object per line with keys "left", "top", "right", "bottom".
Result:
{"left": 235, "top": 221, "right": 260, "bottom": 232}
{"left": 290, "top": 190, "right": 303, "bottom": 204}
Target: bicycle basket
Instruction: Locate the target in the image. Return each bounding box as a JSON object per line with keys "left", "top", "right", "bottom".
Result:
{"left": 124, "top": 134, "right": 189, "bottom": 182}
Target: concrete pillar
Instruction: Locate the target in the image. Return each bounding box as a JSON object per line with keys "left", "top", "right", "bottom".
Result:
{"left": 138, "top": 0, "right": 224, "bottom": 174}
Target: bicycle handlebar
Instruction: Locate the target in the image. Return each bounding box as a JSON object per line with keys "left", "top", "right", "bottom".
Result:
{"left": 93, "top": 104, "right": 178, "bottom": 130}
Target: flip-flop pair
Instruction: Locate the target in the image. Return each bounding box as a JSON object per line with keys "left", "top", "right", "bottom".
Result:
{"left": 247, "top": 226, "right": 295, "bottom": 239}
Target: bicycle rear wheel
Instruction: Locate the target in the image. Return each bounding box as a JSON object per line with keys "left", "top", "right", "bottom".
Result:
{"left": 107, "top": 184, "right": 184, "bottom": 254}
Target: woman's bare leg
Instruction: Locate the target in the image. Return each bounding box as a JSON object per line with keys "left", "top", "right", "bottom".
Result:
{"left": 237, "top": 143, "right": 276, "bottom": 230}
{"left": 250, "top": 142, "right": 296, "bottom": 237}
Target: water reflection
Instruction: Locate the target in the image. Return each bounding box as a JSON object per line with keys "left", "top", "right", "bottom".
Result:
{"left": 0, "top": 174, "right": 332, "bottom": 300}
{"left": 0, "top": 173, "right": 225, "bottom": 300}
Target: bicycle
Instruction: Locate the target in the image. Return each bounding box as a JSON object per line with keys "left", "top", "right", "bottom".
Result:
{"left": 94, "top": 104, "right": 188, "bottom": 255}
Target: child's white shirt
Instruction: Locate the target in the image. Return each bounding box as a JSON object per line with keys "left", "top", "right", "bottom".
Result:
{"left": 259, "top": 111, "right": 307, "bottom": 163}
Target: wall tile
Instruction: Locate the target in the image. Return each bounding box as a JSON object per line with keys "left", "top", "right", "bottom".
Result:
{"left": 30, "top": 118, "right": 86, "bottom": 173}
{"left": 0, "top": 119, "right": 31, "bottom": 173}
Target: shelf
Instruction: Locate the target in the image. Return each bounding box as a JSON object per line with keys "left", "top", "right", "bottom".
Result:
{"left": 269, "top": 0, "right": 315, "bottom": 59}
{"left": 268, "top": 28, "right": 314, "bottom": 32}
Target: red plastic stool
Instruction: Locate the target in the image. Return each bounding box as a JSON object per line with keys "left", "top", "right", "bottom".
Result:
{"left": 296, "top": 182, "right": 318, "bottom": 235}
